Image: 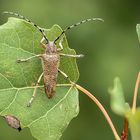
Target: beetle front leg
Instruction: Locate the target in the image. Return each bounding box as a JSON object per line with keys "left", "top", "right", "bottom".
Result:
{"left": 40, "top": 29, "right": 47, "bottom": 49}
{"left": 40, "top": 37, "right": 47, "bottom": 49}
{"left": 57, "top": 35, "right": 65, "bottom": 51}
{"left": 58, "top": 35, "right": 84, "bottom": 58}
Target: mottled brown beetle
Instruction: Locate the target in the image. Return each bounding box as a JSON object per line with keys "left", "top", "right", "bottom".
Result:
{"left": 4, "top": 11, "right": 103, "bottom": 107}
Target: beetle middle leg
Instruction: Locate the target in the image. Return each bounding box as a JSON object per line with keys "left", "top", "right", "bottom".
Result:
{"left": 17, "top": 54, "right": 42, "bottom": 63}
{"left": 60, "top": 53, "right": 84, "bottom": 58}
{"left": 27, "top": 72, "right": 44, "bottom": 107}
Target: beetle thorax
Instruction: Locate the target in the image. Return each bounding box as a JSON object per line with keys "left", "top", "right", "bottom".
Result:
{"left": 46, "top": 41, "right": 57, "bottom": 54}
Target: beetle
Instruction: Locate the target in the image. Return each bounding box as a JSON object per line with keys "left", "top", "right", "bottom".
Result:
{"left": 4, "top": 11, "right": 103, "bottom": 107}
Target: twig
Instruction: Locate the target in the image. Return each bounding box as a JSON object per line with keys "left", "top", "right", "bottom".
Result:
{"left": 121, "top": 71, "right": 140, "bottom": 140}
{"left": 75, "top": 84, "right": 121, "bottom": 140}
{"left": 121, "top": 118, "right": 128, "bottom": 140}
{"left": 132, "top": 71, "right": 140, "bottom": 114}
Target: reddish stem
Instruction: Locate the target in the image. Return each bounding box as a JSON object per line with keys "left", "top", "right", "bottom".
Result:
{"left": 75, "top": 84, "right": 121, "bottom": 140}
{"left": 121, "top": 118, "right": 129, "bottom": 140}
{"left": 121, "top": 71, "right": 140, "bottom": 140}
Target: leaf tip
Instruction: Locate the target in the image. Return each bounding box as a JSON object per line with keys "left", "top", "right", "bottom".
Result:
{"left": 108, "top": 77, "right": 121, "bottom": 94}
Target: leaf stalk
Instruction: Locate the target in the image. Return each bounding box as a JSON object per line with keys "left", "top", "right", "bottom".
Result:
{"left": 75, "top": 84, "right": 121, "bottom": 140}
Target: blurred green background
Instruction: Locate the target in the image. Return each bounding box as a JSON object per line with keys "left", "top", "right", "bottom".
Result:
{"left": 0, "top": 0, "right": 140, "bottom": 139}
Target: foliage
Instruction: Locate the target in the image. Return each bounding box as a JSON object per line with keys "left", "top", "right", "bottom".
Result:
{"left": 0, "top": 18, "right": 80, "bottom": 140}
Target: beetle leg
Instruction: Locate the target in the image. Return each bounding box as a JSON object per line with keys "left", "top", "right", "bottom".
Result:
{"left": 27, "top": 72, "right": 44, "bottom": 107}
{"left": 17, "top": 54, "right": 42, "bottom": 63}
{"left": 57, "top": 35, "right": 65, "bottom": 51}
{"left": 60, "top": 53, "right": 84, "bottom": 58}
{"left": 58, "top": 69, "right": 75, "bottom": 86}
{"left": 40, "top": 28, "right": 48, "bottom": 49}
{"left": 40, "top": 37, "right": 47, "bottom": 49}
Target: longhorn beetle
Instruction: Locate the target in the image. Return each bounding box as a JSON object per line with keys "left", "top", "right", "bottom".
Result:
{"left": 4, "top": 11, "right": 104, "bottom": 107}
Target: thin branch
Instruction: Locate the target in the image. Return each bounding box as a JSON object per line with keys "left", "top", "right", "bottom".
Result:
{"left": 121, "top": 71, "right": 140, "bottom": 140}
{"left": 75, "top": 84, "right": 121, "bottom": 140}
{"left": 132, "top": 71, "right": 140, "bottom": 114}
{"left": 121, "top": 118, "right": 128, "bottom": 140}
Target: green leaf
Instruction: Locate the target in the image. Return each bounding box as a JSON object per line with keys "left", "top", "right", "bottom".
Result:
{"left": 0, "top": 17, "right": 80, "bottom": 140}
{"left": 126, "top": 108, "right": 140, "bottom": 140}
{"left": 109, "top": 77, "right": 130, "bottom": 116}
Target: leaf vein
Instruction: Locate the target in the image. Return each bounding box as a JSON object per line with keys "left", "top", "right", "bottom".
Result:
{"left": 0, "top": 72, "right": 14, "bottom": 87}
{"left": 0, "top": 89, "right": 19, "bottom": 114}
{"left": 27, "top": 86, "right": 73, "bottom": 127}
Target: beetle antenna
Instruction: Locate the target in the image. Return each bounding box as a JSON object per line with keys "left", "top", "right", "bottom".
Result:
{"left": 54, "top": 18, "right": 104, "bottom": 43}
{"left": 3, "top": 11, "right": 49, "bottom": 43}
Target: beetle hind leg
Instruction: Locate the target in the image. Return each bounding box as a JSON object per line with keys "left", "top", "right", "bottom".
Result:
{"left": 27, "top": 72, "right": 44, "bottom": 107}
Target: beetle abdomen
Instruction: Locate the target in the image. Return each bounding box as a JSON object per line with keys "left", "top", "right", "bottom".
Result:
{"left": 42, "top": 53, "right": 60, "bottom": 98}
